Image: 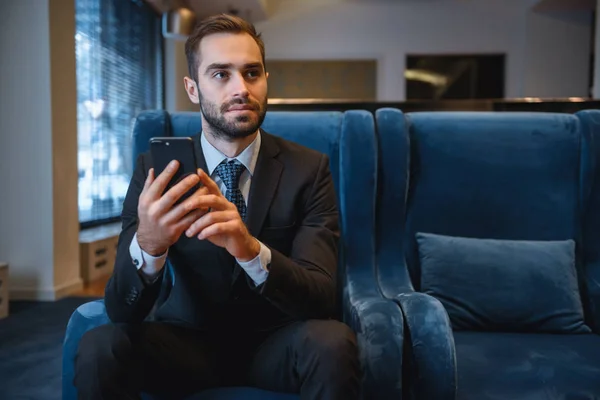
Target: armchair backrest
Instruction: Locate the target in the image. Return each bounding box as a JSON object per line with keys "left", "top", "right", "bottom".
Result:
{"left": 577, "top": 110, "right": 600, "bottom": 332}
{"left": 375, "top": 108, "right": 600, "bottom": 331}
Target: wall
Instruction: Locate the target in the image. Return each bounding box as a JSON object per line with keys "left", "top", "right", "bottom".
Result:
{"left": 165, "top": 0, "right": 594, "bottom": 103}
{"left": 256, "top": 0, "right": 591, "bottom": 101}
{"left": 165, "top": 1, "right": 592, "bottom": 104}
{"left": 594, "top": 0, "right": 600, "bottom": 98}
{"left": 524, "top": 9, "right": 593, "bottom": 97}
{"left": 0, "top": 0, "right": 81, "bottom": 300}
{"left": 49, "top": 0, "right": 81, "bottom": 299}
{"left": 165, "top": 39, "right": 197, "bottom": 113}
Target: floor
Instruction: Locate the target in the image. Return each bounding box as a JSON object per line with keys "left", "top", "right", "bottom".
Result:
{"left": 0, "top": 255, "right": 109, "bottom": 398}
{"left": 0, "top": 297, "right": 98, "bottom": 400}
{"left": 72, "top": 274, "right": 109, "bottom": 297}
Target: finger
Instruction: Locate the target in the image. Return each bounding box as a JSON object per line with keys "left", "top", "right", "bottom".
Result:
{"left": 145, "top": 160, "right": 180, "bottom": 199}
{"left": 186, "top": 194, "right": 233, "bottom": 212}
{"left": 142, "top": 168, "right": 155, "bottom": 193}
{"left": 173, "top": 208, "right": 207, "bottom": 233}
{"left": 186, "top": 210, "right": 238, "bottom": 238}
{"left": 197, "top": 169, "right": 222, "bottom": 195}
{"left": 162, "top": 186, "right": 211, "bottom": 224}
{"left": 197, "top": 220, "right": 238, "bottom": 240}
{"left": 157, "top": 173, "right": 201, "bottom": 211}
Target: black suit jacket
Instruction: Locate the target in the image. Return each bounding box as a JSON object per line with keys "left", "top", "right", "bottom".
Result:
{"left": 105, "top": 130, "right": 339, "bottom": 333}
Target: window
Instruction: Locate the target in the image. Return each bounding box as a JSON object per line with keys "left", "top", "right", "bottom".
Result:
{"left": 75, "top": 0, "right": 163, "bottom": 227}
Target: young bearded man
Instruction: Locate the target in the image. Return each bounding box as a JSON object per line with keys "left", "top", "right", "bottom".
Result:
{"left": 74, "top": 13, "right": 360, "bottom": 400}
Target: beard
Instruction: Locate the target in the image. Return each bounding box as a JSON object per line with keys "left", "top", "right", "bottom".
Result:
{"left": 199, "top": 93, "right": 267, "bottom": 141}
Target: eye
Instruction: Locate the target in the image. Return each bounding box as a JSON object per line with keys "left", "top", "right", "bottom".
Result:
{"left": 213, "top": 71, "right": 228, "bottom": 80}
{"left": 246, "top": 69, "right": 261, "bottom": 79}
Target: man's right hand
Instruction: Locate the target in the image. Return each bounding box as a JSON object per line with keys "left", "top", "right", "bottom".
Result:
{"left": 136, "top": 160, "right": 209, "bottom": 257}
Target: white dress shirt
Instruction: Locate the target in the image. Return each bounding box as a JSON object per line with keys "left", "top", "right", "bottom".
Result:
{"left": 129, "top": 131, "right": 271, "bottom": 286}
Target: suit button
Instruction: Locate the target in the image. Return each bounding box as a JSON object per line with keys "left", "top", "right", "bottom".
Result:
{"left": 133, "top": 258, "right": 139, "bottom": 266}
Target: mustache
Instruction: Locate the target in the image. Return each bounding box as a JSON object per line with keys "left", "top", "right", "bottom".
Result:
{"left": 221, "top": 98, "right": 260, "bottom": 113}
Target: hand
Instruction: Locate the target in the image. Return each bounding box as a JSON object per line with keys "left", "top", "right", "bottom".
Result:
{"left": 185, "top": 169, "right": 261, "bottom": 262}
{"left": 137, "top": 160, "right": 210, "bottom": 256}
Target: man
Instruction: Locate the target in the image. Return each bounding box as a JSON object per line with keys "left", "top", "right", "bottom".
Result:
{"left": 74, "top": 13, "right": 360, "bottom": 400}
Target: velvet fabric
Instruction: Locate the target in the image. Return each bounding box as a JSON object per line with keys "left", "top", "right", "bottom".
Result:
{"left": 375, "top": 108, "right": 457, "bottom": 400}
{"left": 577, "top": 110, "right": 600, "bottom": 333}
{"left": 416, "top": 233, "right": 589, "bottom": 333}
{"left": 454, "top": 331, "right": 600, "bottom": 400}
{"left": 62, "top": 110, "right": 405, "bottom": 400}
{"left": 375, "top": 108, "right": 600, "bottom": 399}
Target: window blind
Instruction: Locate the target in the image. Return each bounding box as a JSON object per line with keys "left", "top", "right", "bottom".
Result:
{"left": 75, "top": 0, "right": 163, "bottom": 227}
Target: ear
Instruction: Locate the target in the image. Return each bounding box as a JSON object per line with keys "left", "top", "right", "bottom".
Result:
{"left": 183, "top": 77, "right": 200, "bottom": 104}
{"left": 265, "top": 71, "right": 269, "bottom": 80}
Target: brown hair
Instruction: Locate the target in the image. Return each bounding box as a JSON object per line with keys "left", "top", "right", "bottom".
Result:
{"left": 185, "top": 14, "right": 266, "bottom": 83}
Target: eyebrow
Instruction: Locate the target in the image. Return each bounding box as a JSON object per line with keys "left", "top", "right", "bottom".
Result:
{"left": 204, "top": 62, "right": 264, "bottom": 74}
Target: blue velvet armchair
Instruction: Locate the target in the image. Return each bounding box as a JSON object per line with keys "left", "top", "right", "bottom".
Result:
{"left": 62, "top": 110, "right": 405, "bottom": 399}
{"left": 375, "top": 108, "right": 600, "bottom": 400}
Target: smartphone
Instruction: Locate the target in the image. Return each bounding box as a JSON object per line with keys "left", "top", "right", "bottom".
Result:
{"left": 149, "top": 137, "right": 200, "bottom": 203}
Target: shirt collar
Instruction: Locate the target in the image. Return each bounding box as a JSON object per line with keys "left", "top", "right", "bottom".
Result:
{"left": 200, "top": 130, "right": 261, "bottom": 176}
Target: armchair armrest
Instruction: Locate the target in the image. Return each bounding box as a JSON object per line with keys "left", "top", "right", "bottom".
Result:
{"left": 395, "top": 292, "right": 457, "bottom": 400}
{"left": 343, "top": 272, "right": 405, "bottom": 400}
{"left": 62, "top": 300, "right": 110, "bottom": 400}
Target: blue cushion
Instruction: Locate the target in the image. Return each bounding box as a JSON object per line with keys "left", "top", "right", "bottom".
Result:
{"left": 454, "top": 331, "right": 600, "bottom": 400}
{"left": 416, "top": 232, "right": 590, "bottom": 333}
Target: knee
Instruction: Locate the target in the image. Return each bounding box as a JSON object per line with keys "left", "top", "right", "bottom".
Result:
{"left": 298, "top": 320, "right": 358, "bottom": 361}
{"left": 76, "top": 323, "right": 132, "bottom": 370}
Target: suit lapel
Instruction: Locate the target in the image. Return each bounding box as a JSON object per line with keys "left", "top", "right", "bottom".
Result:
{"left": 246, "top": 131, "right": 283, "bottom": 237}
{"left": 193, "top": 134, "right": 209, "bottom": 174}
{"left": 232, "top": 131, "right": 283, "bottom": 283}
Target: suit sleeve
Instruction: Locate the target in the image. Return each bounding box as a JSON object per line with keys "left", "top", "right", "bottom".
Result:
{"left": 257, "top": 153, "right": 339, "bottom": 320}
{"left": 104, "top": 153, "right": 165, "bottom": 323}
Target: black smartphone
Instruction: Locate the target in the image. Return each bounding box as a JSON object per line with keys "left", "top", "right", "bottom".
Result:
{"left": 149, "top": 137, "right": 200, "bottom": 202}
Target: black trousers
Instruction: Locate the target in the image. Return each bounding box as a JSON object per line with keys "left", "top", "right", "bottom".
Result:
{"left": 74, "top": 319, "right": 360, "bottom": 400}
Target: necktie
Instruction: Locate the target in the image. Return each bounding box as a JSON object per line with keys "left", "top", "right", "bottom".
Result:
{"left": 215, "top": 160, "right": 247, "bottom": 221}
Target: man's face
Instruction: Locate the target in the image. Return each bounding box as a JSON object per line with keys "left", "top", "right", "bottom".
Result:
{"left": 186, "top": 32, "right": 268, "bottom": 141}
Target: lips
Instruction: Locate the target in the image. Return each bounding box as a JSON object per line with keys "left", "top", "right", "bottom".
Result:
{"left": 228, "top": 105, "right": 255, "bottom": 111}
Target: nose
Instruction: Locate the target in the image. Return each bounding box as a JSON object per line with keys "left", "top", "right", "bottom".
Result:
{"left": 230, "top": 72, "right": 249, "bottom": 99}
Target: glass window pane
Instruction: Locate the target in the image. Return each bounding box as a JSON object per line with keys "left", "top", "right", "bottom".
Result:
{"left": 75, "top": 0, "right": 163, "bottom": 225}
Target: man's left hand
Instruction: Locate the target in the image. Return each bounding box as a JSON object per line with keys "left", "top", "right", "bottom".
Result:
{"left": 185, "top": 169, "right": 260, "bottom": 262}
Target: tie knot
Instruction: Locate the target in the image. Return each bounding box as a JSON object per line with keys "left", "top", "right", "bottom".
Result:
{"left": 215, "top": 160, "right": 245, "bottom": 190}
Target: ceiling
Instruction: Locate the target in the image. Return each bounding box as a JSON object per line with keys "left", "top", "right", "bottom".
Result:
{"left": 145, "top": 0, "right": 597, "bottom": 25}
{"left": 145, "top": 0, "right": 274, "bottom": 21}
{"left": 147, "top": 0, "right": 457, "bottom": 23}
{"left": 184, "top": 0, "right": 271, "bottom": 22}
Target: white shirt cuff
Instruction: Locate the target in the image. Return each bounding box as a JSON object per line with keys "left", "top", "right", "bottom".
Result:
{"left": 129, "top": 232, "right": 167, "bottom": 281}
{"left": 236, "top": 240, "right": 271, "bottom": 286}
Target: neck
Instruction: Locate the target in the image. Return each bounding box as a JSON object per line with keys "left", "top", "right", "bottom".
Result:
{"left": 203, "top": 129, "right": 258, "bottom": 158}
